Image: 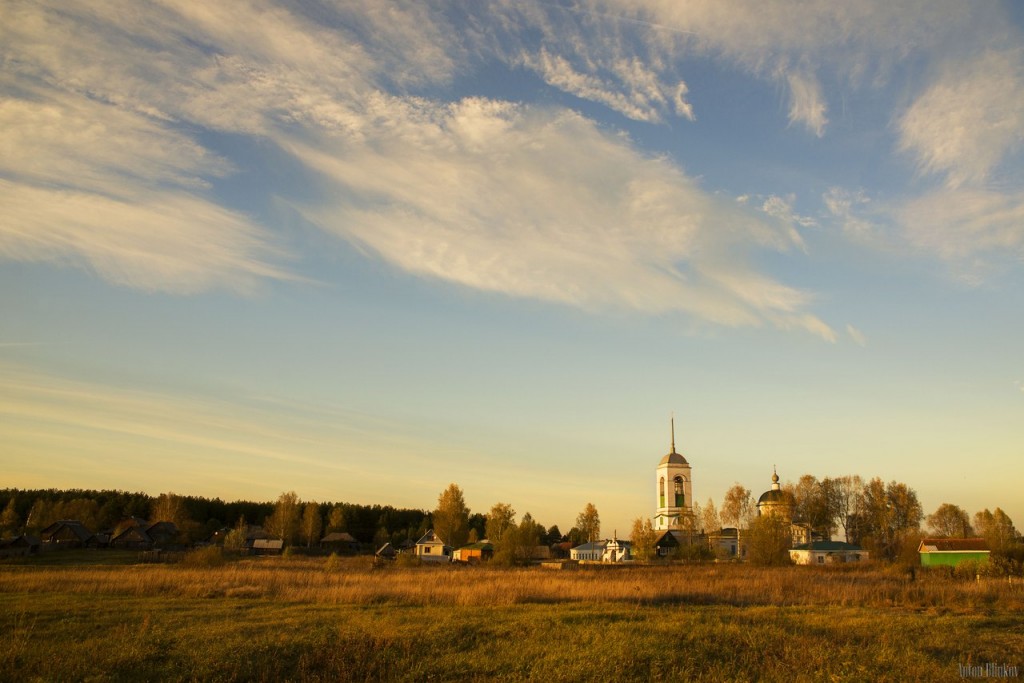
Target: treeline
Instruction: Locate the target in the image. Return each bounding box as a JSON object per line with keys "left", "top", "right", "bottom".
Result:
{"left": 0, "top": 488, "right": 434, "bottom": 546}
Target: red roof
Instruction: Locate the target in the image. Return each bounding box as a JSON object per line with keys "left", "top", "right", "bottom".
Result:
{"left": 919, "top": 538, "right": 990, "bottom": 552}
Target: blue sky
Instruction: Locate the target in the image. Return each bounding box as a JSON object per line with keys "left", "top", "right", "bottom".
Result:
{"left": 2, "top": 1, "right": 1022, "bottom": 536}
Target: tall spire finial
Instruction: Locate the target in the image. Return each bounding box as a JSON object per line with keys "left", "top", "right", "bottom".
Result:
{"left": 670, "top": 413, "right": 676, "bottom": 453}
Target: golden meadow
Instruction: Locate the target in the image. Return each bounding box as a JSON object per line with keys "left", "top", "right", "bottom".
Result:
{"left": 2, "top": 552, "right": 1022, "bottom": 681}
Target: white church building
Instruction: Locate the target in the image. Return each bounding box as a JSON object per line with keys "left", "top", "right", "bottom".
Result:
{"left": 653, "top": 419, "right": 693, "bottom": 531}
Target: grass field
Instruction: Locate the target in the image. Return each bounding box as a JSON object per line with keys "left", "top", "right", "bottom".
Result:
{"left": 1, "top": 553, "right": 1021, "bottom": 681}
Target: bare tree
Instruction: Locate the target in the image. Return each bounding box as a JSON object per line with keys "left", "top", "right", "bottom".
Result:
{"left": 829, "top": 475, "right": 863, "bottom": 543}
{"left": 326, "top": 505, "right": 346, "bottom": 533}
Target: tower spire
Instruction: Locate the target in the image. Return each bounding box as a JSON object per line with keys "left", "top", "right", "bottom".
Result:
{"left": 670, "top": 414, "right": 676, "bottom": 453}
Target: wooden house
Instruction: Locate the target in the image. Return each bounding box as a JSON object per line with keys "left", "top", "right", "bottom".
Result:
{"left": 40, "top": 520, "right": 96, "bottom": 549}
{"left": 320, "top": 532, "right": 360, "bottom": 554}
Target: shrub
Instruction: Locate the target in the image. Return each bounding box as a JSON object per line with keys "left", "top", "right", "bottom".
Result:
{"left": 325, "top": 553, "right": 343, "bottom": 574}
{"left": 181, "top": 546, "right": 225, "bottom": 568}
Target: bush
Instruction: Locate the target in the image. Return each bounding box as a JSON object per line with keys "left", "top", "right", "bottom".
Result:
{"left": 181, "top": 546, "right": 225, "bottom": 568}
{"left": 325, "top": 553, "right": 343, "bottom": 574}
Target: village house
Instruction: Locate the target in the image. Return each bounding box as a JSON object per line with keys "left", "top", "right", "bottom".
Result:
{"left": 414, "top": 530, "right": 452, "bottom": 563}
{"left": 0, "top": 534, "right": 40, "bottom": 558}
{"left": 918, "top": 538, "right": 990, "bottom": 567}
{"left": 39, "top": 520, "right": 96, "bottom": 549}
{"left": 789, "top": 540, "right": 867, "bottom": 565}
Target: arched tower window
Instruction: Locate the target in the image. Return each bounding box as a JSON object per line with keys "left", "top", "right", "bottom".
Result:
{"left": 674, "top": 475, "right": 684, "bottom": 507}
{"left": 659, "top": 477, "right": 665, "bottom": 508}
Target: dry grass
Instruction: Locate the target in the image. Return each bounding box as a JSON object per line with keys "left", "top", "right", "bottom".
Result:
{"left": 2, "top": 556, "right": 1022, "bottom": 681}
{"left": 2, "top": 556, "right": 1021, "bottom": 611}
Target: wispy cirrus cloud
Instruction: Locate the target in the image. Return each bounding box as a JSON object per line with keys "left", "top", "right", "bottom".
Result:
{"left": 0, "top": 0, "right": 840, "bottom": 336}
{"left": 288, "top": 95, "right": 833, "bottom": 338}
{"left": 898, "top": 49, "right": 1024, "bottom": 189}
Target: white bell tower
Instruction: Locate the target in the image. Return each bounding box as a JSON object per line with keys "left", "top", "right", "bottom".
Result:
{"left": 654, "top": 417, "right": 693, "bottom": 530}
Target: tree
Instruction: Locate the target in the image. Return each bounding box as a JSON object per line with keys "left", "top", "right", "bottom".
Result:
{"left": 720, "top": 485, "right": 754, "bottom": 530}
{"left": 575, "top": 503, "right": 600, "bottom": 543}
{"left": 494, "top": 511, "right": 541, "bottom": 566}
{"left": 927, "top": 503, "right": 973, "bottom": 538}
{"left": 326, "top": 506, "right": 346, "bottom": 533}
{"left": 545, "top": 524, "right": 563, "bottom": 544}
{"left": 829, "top": 475, "right": 863, "bottom": 543}
{"left": 701, "top": 497, "right": 720, "bottom": 533}
{"left": 301, "top": 502, "right": 323, "bottom": 548}
{"left": 747, "top": 514, "right": 792, "bottom": 566}
{"left": 433, "top": 483, "right": 470, "bottom": 549}
{"left": 1, "top": 497, "right": 20, "bottom": 536}
{"left": 266, "top": 491, "right": 300, "bottom": 546}
{"left": 630, "top": 517, "right": 657, "bottom": 562}
{"left": 223, "top": 516, "right": 248, "bottom": 553}
{"left": 788, "top": 475, "right": 835, "bottom": 538}
{"left": 467, "top": 528, "right": 479, "bottom": 543}
{"left": 485, "top": 502, "right": 516, "bottom": 543}
{"left": 974, "top": 508, "right": 1018, "bottom": 554}
{"left": 856, "top": 478, "right": 923, "bottom": 562}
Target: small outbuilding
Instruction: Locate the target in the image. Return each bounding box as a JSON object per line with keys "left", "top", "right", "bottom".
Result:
{"left": 789, "top": 540, "right": 867, "bottom": 565}
{"left": 918, "top": 538, "right": 990, "bottom": 567}
{"left": 453, "top": 542, "right": 493, "bottom": 563}
{"left": 321, "top": 532, "right": 360, "bottom": 554}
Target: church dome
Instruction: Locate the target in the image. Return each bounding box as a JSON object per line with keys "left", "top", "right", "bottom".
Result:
{"left": 757, "top": 488, "right": 789, "bottom": 505}
{"left": 659, "top": 450, "right": 688, "bottom": 466}
{"left": 757, "top": 469, "right": 791, "bottom": 505}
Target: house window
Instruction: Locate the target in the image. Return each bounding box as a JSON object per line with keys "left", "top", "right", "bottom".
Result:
{"left": 424, "top": 546, "right": 431, "bottom": 554}
{"left": 816, "top": 555, "right": 824, "bottom": 564}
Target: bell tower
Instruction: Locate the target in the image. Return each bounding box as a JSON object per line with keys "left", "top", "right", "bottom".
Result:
{"left": 654, "top": 417, "right": 693, "bottom": 530}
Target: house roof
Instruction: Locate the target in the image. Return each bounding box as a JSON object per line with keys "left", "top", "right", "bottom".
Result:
{"left": 919, "top": 538, "right": 990, "bottom": 552}
{"left": 572, "top": 541, "right": 608, "bottom": 552}
{"left": 112, "top": 525, "right": 152, "bottom": 544}
{"left": 321, "top": 532, "right": 358, "bottom": 543}
{"left": 457, "top": 542, "right": 494, "bottom": 551}
{"left": 791, "top": 541, "right": 864, "bottom": 552}
{"left": 415, "top": 530, "right": 447, "bottom": 546}
{"left": 252, "top": 538, "right": 284, "bottom": 550}
{"left": 376, "top": 542, "right": 397, "bottom": 556}
{"left": 45, "top": 521, "right": 95, "bottom": 542}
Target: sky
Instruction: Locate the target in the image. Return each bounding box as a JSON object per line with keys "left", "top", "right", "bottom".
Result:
{"left": 1, "top": 0, "right": 1022, "bottom": 538}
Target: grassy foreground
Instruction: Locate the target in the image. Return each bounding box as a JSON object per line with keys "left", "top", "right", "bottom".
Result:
{"left": 1, "top": 555, "right": 1021, "bottom": 682}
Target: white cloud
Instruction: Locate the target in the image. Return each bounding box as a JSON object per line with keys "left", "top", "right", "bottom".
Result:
{"left": 784, "top": 69, "right": 828, "bottom": 137}
{"left": 823, "top": 187, "right": 883, "bottom": 245}
{"left": 895, "top": 187, "right": 1024, "bottom": 282}
{"left": 898, "top": 50, "right": 1024, "bottom": 189}
{"left": 288, "top": 96, "right": 832, "bottom": 337}
{"left": 0, "top": 181, "right": 293, "bottom": 294}
{"left": 846, "top": 324, "right": 867, "bottom": 347}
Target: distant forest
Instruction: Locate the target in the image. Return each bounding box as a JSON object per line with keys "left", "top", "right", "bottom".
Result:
{"left": 0, "top": 488, "right": 452, "bottom": 546}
